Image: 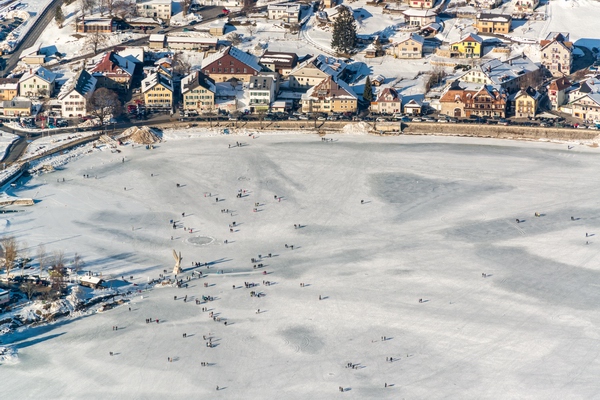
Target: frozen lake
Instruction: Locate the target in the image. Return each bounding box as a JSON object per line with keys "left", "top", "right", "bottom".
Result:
{"left": 3, "top": 133, "right": 600, "bottom": 399}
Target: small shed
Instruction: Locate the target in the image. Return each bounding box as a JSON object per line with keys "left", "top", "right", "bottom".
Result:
{"left": 80, "top": 275, "right": 104, "bottom": 289}
{"left": 371, "top": 75, "right": 385, "bottom": 87}
{"left": 404, "top": 98, "right": 423, "bottom": 115}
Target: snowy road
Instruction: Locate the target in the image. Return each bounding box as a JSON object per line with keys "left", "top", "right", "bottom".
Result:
{"left": 3, "top": 134, "right": 600, "bottom": 398}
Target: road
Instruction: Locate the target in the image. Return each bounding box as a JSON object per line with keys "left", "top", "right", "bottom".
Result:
{"left": 2, "top": 0, "right": 63, "bottom": 77}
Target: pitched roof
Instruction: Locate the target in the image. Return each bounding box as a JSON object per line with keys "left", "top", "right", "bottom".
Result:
{"left": 0, "top": 78, "right": 19, "bottom": 90}
{"left": 457, "top": 33, "right": 483, "bottom": 44}
{"left": 476, "top": 12, "right": 511, "bottom": 22}
{"left": 463, "top": 55, "right": 539, "bottom": 86}
{"left": 181, "top": 70, "right": 216, "bottom": 94}
{"left": 91, "top": 51, "right": 136, "bottom": 76}
{"left": 395, "top": 32, "right": 425, "bottom": 45}
{"left": 259, "top": 51, "right": 298, "bottom": 69}
{"left": 548, "top": 77, "right": 571, "bottom": 91}
{"left": 142, "top": 72, "right": 173, "bottom": 93}
{"left": 302, "top": 76, "right": 356, "bottom": 100}
{"left": 201, "top": 46, "right": 262, "bottom": 72}
{"left": 402, "top": 9, "right": 437, "bottom": 17}
{"left": 290, "top": 54, "right": 347, "bottom": 79}
{"left": 374, "top": 87, "right": 401, "bottom": 103}
{"left": 513, "top": 86, "right": 541, "bottom": 101}
{"left": 58, "top": 70, "right": 97, "bottom": 100}
{"left": 19, "top": 66, "right": 56, "bottom": 84}
{"left": 540, "top": 32, "right": 573, "bottom": 50}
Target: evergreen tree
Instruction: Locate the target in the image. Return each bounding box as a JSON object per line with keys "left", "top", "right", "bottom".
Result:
{"left": 363, "top": 76, "right": 373, "bottom": 102}
{"left": 55, "top": 6, "right": 65, "bottom": 28}
{"left": 331, "top": 6, "right": 357, "bottom": 56}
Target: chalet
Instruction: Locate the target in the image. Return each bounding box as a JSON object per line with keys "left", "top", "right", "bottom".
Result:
{"left": 548, "top": 76, "right": 571, "bottom": 110}
{"left": 540, "top": 32, "right": 573, "bottom": 77}
{"left": 289, "top": 55, "right": 348, "bottom": 89}
{"left": 181, "top": 70, "right": 216, "bottom": 113}
{"left": 58, "top": 70, "right": 97, "bottom": 118}
{"left": 387, "top": 32, "right": 424, "bottom": 59}
{"left": 90, "top": 51, "right": 136, "bottom": 92}
{"left": 458, "top": 55, "right": 540, "bottom": 93}
{"left": 142, "top": 72, "right": 174, "bottom": 109}
{"left": 301, "top": 76, "right": 357, "bottom": 113}
{"left": 474, "top": 13, "right": 512, "bottom": 34}
{"left": 511, "top": 86, "right": 541, "bottom": 118}
{"left": 370, "top": 87, "right": 402, "bottom": 114}
{"left": 76, "top": 18, "right": 116, "bottom": 33}
{"left": 0, "top": 78, "right": 18, "bottom": 101}
{"left": 402, "top": 9, "right": 437, "bottom": 26}
{"left": 259, "top": 51, "right": 298, "bottom": 76}
{"left": 19, "top": 67, "right": 56, "bottom": 98}
{"left": 440, "top": 81, "right": 506, "bottom": 118}
{"left": 201, "top": 46, "right": 263, "bottom": 83}
{"left": 80, "top": 275, "right": 104, "bottom": 289}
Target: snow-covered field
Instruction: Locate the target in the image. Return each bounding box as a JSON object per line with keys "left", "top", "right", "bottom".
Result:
{"left": 3, "top": 133, "right": 600, "bottom": 398}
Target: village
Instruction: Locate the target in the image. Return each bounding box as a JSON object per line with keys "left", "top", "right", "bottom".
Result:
{"left": 0, "top": 0, "right": 595, "bottom": 131}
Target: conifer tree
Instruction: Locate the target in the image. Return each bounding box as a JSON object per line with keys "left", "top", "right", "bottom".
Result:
{"left": 331, "top": 6, "right": 357, "bottom": 56}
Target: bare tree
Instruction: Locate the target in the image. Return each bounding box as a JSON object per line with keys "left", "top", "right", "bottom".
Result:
{"left": 172, "top": 52, "right": 192, "bottom": 76}
{"left": 20, "top": 281, "right": 38, "bottom": 301}
{"left": 113, "top": 0, "right": 136, "bottom": 20}
{"left": 71, "top": 253, "right": 84, "bottom": 274}
{"left": 49, "top": 250, "right": 66, "bottom": 294}
{"left": 87, "top": 87, "right": 123, "bottom": 124}
{"left": 37, "top": 244, "right": 47, "bottom": 278}
{"left": 79, "top": 0, "right": 97, "bottom": 18}
{"left": 182, "top": 0, "right": 192, "bottom": 16}
{"left": 2, "top": 237, "right": 17, "bottom": 278}
{"left": 228, "top": 32, "right": 242, "bottom": 46}
{"left": 19, "top": 241, "right": 28, "bottom": 278}
{"left": 84, "top": 31, "right": 108, "bottom": 55}
{"left": 247, "top": 24, "right": 256, "bottom": 38}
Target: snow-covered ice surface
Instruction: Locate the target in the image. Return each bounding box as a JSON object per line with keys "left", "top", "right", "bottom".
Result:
{"left": 3, "top": 133, "right": 600, "bottom": 398}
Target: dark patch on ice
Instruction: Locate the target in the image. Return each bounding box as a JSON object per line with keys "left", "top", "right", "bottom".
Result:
{"left": 280, "top": 326, "right": 324, "bottom": 355}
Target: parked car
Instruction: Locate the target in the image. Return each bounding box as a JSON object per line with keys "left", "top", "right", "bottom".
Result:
{"left": 298, "top": 114, "right": 309, "bottom": 120}
{"left": 376, "top": 117, "right": 387, "bottom": 122}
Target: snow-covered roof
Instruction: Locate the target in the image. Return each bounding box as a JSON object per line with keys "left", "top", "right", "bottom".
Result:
{"left": 267, "top": 2, "right": 301, "bottom": 12}
{"left": 19, "top": 66, "right": 57, "bottom": 84}
{"left": 290, "top": 54, "right": 347, "bottom": 79}
{"left": 394, "top": 32, "right": 425, "bottom": 45}
{"left": 2, "top": 97, "right": 31, "bottom": 109}
{"left": 476, "top": 12, "right": 511, "bottom": 22}
{"left": 117, "top": 47, "right": 145, "bottom": 64}
{"left": 80, "top": 275, "right": 103, "bottom": 285}
{"left": 302, "top": 76, "right": 356, "bottom": 100}
{"left": 58, "top": 70, "right": 97, "bottom": 100}
{"left": 149, "top": 34, "right": 166, "bottom": 42}
{"left": 0, "top": 78, "right": 18, "bottom": 90}
{"left": 402, "top": 9, "right": 437, "bottom": 17}
{"left": 19, "top": 43, "right": 41, "bottom": 58}
{"left": 142, "top": 72, "right": 174, "bottom": 93}
{"left": 464, "top": 55, "right": 539, "bottom": 86}
{"left": 181, "top": 71, "right": 216, "bottom": 95}
{"left": 90, "top": 52, "right": 136, "bottom": 77}
{"left": 201, "top": 46, "right": 262, "bottom": 72}
{"left": 167, "top": 36, "right": 218, "bottom": 45}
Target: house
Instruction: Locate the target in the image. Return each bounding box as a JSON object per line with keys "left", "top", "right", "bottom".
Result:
{"left": 155, "top": 57, "right": 172, "bottom": 69}
{"left": 90, "top": 51, "right": 136, "bottom": 92}
{"left": 142, "top": 72, "right": 174, "bottom": 109}
{"left": 0, "top": 289, "right": 9, "bottom": 305}
{"left": 76, "top": 17, "right": 116, "bottom": 33}
{"left": 540, "top": 32, "right": 573, "bottom": 77}
{"left": 19, "top": 44, "right": 45, "bottom": 65}
{"left": 127, "top": 16, "right": 162, "bottom": 30}
{"left": 511, "top": 86, "right": 541, "bottom": 118}
{"left": 201, "top": 46, "right": 263, "bottom": 82}
{"left": 0, "top": 78, "right": 19, "bottom": 101}
{"left": 267, "top": 3, "right": 301, "bottom": 23}
{"left": 58, "top": 70, "right": 97, "bottom": 118}
{"left": 439, "top": 80, "right": 472, "bottom": 118}
{"left": 469, "top": 0, "right": 502, "bottom": 8}
{"left": 451, "top": 33, "right": 483, "bottom": 58}
{"left": 371, "top": 75, "right": 385, "bottom": 87}
{"left": 403, "top": 98, "right": 423, "bottom": 115}
{"left": 181, "top": 71, "right": 216, "bottom": 113}
{"left": 136, "top": 0, "right": 172, "bottom": 21}
{"left": 80, "top": 275, "right": 104, "bottom": 289}
{"left": 301, "top": 76, "right": 357, "bottom": 113}
{"left": 18, "top": 67, "right": 57, "bottom": 98}
{"left": 387, "top": 32, "right": 424, "bottom": 59}
{"left": 408, "top": 0, "right": 434, "bottom": 9}
{"left": 166, "top": 36, "right": 219, "bottom": 51}
{"left": 466, "top": 85, "right": 507, "bottom": 118}
{"left": 289, "top": 55, "right": 348, "bottom": 89}
{"left": 249, "top": 73, "right": 279, "bottom": 112}
{"left": 402, "top": 9, "right": 437, "bottom": 26}
{"left": 474, "top": 13, "right": 511, "bottom": 34}
{"left": 568, "top": 77, "right": 600, "bottom": 104}
{"left": 458, "top": 55, "right": 541, "bottom": 93}
{"left": 548, "top": 76, "right": 571, "bottom": 110}
{"left": 571, "top": 93, "right": 600, "bottom": 122}
{"left": 0, "top": 97, "right": 31, "bottom": 117}
{"left": 370, "top": 87, "right": 402, "bottom": 114}
{"left": 514, "top": 0, "right": 539, "bottom": 13}
{"left": 149, "top": 34, "right": 166, "bottom": 49}
{"left": 259, "top": 51, "right": 298, "bottom": 76}
{"left": 116, "top": 46, "right": 145, "bottom": 65}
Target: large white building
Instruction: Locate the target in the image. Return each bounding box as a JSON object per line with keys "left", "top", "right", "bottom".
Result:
{"left": 267, "top": 3, "right": 301, "bottom": 23}
{"left": 136, "top": 0, "right": 172, "bottom": 21}
{"left": 58, "top": 70, "right": 97, "bottom": 118}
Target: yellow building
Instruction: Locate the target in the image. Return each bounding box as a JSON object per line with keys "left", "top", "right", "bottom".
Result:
{"left": 142, "top": 72, "right": 174, "bottom": 109}
{"left": 512, "top": 86, "right": 540, "bottom": 118}
{"left": 301, "top": 76, "right": 357, "bottom": 114}
{"left": 181, "top": 71, "right": 216, "bottom": 113}
{"left": 451, "top": 33, "right": 483, "bottom": 58}
{"left": 474, "top": 13, "right": 512, "bottom": 34}
{"left": 0, "top": 79, "right": 18, "bottom": 101}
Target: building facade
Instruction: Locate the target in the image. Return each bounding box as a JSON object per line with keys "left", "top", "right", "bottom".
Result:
{"left": 58, "top": 70, "right": 97, "bottom": 117}
{"left": 181, "top": 71, "right": 216, "bottom": 113}
{"left": 540, "top": 32, "right": 573, "bottom": 77}
{"left": 0, "top": 78, "right": 18, "bottom": 101}
{"left": 451, "top": 33, "right": 483, "bottom": 58}
{"left": 19, "top": 67, "right": 56, "bottom": 98}
{"left": 301, "top": 76, "right": 357, "bottom": 113}
{"left": 474, "top": 13, "right": 511, "bottom": 34}
{"left": 370, "top": 88, "right": 402, "bottom": 114}
{"left": 387, "top": 33, "right": 424, "bottom": 59}
{"left": 136, "top": 0, "right": 172, "bottom": 20}
{"left": 267, "top": 3, "right": 301, "bottom": 22}
{"left": 201, "top": 46, "right": 262, "bottom": 82}
{"left": 512, "top": 86, "right": 540, "bottom": 118}
{"left": 142, "top": 72, "right": 174, "bottom": 108}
